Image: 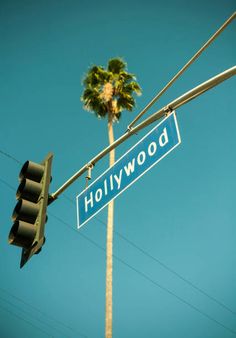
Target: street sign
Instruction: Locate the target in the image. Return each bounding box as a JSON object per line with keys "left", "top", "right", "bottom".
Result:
{"left": 77, "top": 111, "right": 181, "bottom": 228}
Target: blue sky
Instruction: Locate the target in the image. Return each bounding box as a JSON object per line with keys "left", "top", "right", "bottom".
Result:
{"left": 0, "top": 1, "right": 235, "bottom": 337}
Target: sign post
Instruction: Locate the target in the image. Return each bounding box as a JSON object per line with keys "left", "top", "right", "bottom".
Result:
{"left": 77, "top": 111, "right": 181, "bottom": 228}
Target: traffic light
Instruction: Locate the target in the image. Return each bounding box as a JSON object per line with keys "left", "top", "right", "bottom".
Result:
{"left": 8, "top": 153, "right": 53, "bottom": 268}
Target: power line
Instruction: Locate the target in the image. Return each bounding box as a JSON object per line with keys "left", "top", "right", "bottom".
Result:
{"left": 95, "top": 217, "right": 236, "bottom": 316}
{"left": 0, "top": 288, "right": 87, "bottom": 338}
{"left": 0, "top": 284, "right": 86, "bottom": 338}
{"left": 0, "top": 294, "right": 69, "bottom": 338}
{"left": 2, "top": 158, "right": 236, "bottom": 335}
{"left": 0, "top": 290, "right": 83, "bottom": 337}
{"left": 0, "top": 149, "right": 22, "bottom": 165}
{"left": 50, "top": 213, "right": 236, "bottom": 336}
{"left": 0, "top": 177, "right": 15, "bottom": 191}
{"left": 0, "top": 302, "right": 53, "bottom": 338}
{"left": 48, "top": 212, "right": 105, "bottom": 252}
{"left": 0, "top": 179, "right": 87, "bottom": 338}
{"left": 0, "top": 285, "right": 87, "bottom": 338}
{"left": 114, "top": 252, "right": 236, "bottom": 336}
{"left": 63, "top": 194, "right": 236, "bottom": 317}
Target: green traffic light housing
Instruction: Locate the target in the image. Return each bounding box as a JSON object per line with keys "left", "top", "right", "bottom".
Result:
{"left": 8, "top": 153, "right": 53, "bottom": 268}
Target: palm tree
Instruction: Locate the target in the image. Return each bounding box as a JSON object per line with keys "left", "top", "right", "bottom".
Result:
{"left": 81, "top": 58, "right": 141, "bottom": 338}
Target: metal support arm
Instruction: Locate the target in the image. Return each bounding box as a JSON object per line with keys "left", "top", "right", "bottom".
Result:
{"left": 50, "top": 66, "right": 236, "bottom": 201}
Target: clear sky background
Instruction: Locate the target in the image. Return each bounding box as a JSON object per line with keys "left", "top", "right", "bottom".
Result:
{"left": 0, "top": 1, "right": 235, "bottom": 337}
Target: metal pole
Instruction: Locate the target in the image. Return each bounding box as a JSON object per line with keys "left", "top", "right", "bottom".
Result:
{"left": 127, "top": 11, "right": 236, "bottom": 130}
{"left": 50, "top": 66, "right": 236, "bottom": 201}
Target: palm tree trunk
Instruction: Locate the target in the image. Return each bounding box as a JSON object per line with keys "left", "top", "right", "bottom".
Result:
{"left": 105, "top": 111, "right": 115, "bottom": 338}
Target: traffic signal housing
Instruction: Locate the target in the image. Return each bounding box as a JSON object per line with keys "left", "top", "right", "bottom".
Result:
{"left": 8, "top": 153, "right": 53, "bottom": 268}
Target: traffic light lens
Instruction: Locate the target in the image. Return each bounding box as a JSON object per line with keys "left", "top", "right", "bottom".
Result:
{"left": 16, "top": 178, "right": 42, "bottom": 203}
{"left": 8, "top": 220, "right": 36, "bottom": 248}
{"left": 12, "top": 199, "right": 40, "bottom": 224}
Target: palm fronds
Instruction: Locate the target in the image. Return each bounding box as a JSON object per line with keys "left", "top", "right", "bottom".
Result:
{"left": 81, "top": 57, "right": 142, "bottom": 121}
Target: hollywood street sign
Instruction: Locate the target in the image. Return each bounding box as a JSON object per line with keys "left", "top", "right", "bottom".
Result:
{"left": 76, "top": 111, "right": 181, "bottom": 228}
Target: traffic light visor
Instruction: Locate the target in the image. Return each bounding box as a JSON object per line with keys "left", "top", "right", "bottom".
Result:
{"left": 19, "top": 161, "right": 44, "bottom": 182}
{"left": 16, "top": 178, "right": 42, "bottom": 203}
{"left": 9, "top": 220, "right": 36, "bottom": 248}
{"left": 12, "top": 199, "right": 40, "bottom": 223}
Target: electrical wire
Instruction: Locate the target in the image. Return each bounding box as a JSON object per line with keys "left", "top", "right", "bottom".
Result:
{"left": 0, "top": 294, "right": 68, "bottom": 338}
{"left": 64, "top": 194, "right": 236, "bottom": 316}
{"left": 0, "top": 152, "right": 84, "bottom": 337}
{"left": 0, "top": 302, "right": 53, "bottom": 338}
{"left": 50, "top": 212, "right": 236, "bottom": 336}
{"left": 95, "top": 217, "right": 236, "bottom": 316}
{"left": 2, "top": 155, "right": 236, "bottom": 335}
{"left": 1, "top": 287, "right": 86, "bottom": 337}
{"left": 0, "top": 149, "right": 22, "bottom": 165}
{"left": 0, "top": 177, "right": 15, "bottom": 191}
{"left": 0, "top": 181, "right": 87, "bottom": 338}
{"left": 0, "top": 286, "right": 87, "bottom": 338}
